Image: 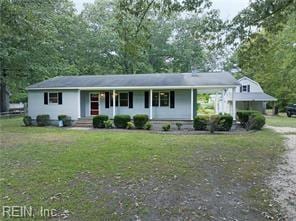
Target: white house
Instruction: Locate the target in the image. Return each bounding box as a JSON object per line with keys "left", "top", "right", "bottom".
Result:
{"left": 211, "top": 76, "right": 277, "bottom": 114}
{"left": 27, "top": 72, "right": 240, "bottom": 122}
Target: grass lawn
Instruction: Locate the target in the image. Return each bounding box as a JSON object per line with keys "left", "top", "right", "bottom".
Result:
{"left": 0, "top": 118, "right": 284, "bottom": 220}
{"left": 265, "top": 114, "right": 296, "bottom": 128}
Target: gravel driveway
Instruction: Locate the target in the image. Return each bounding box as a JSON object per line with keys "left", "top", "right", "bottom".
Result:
{"left": 267, "top": 126, "right": 296, "bottom": 221}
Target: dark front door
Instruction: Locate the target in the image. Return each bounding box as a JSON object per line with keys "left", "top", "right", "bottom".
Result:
{"left": 90, "top": 93, "right": 99, "bottom": 115}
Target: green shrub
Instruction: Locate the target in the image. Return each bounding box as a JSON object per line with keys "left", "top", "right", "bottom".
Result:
{"left": 58, "top": 115, "right": 72, "bottom": 127}
{"left": 162, "top": 124, "right": 171, "bottom": 131}
{"left": 193, "top": 115, "right": 209, "bottom": 130}
{"left": 104, "top": 120, "right": 113, "bottom": 128}
{"left": 126, "top": 121, "right": 134, "bottom": 129}
{"left": 93, "top": 115, "right": 108, "bottom": 128}
{"left": 176, "top": 122, "right": 183, "bottom": 130}
{"left": 36, "top": 115, "right": 50, "bottom": 126}
{"left": 23, "top": 116, "right": 32, "bottom": 126}
{"left": 133, "top": 114, "right": 149, "bottom": 129}
{"left": 248, "top": 113, "right": 265, "bottom": 130}
{"left": 144, "top": 121, "right": 152, "bottom": 130}
{"left": 207, "top": 115, "right": 220, "bottom": 133}
{"left": 237, "top": 110, "right": 259, "bottom": 127}
{"left": 114, "top": 115, "right": 131, "bottom": 128}
{"left": 217, "top": 114, "right": 233, "bottom": 131}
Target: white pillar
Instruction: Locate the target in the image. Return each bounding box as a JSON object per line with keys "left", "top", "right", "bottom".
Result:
{"left": 222, "top": 89, "right": 225, "bottom": 115}
{"left": 232, "top": 87, "right": 236, "bottom": 120}
{"left": 149, "top": 89, "right": 153, "bottom": 120}
{"left": 215, "top": 92, "right": 218, "bottom": 113}
{"left": 112, "top": 90, "right": 116, "bottom": 118}
{"left": 190, "top": 88, "right": 194, "bottom": 120}
{"left": 77, "top": 89, "right": 81, "bottom": 119}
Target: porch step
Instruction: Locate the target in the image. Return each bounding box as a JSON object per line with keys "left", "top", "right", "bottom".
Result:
{"left": 74, "top": 118, "right": 93, "bottom": 127}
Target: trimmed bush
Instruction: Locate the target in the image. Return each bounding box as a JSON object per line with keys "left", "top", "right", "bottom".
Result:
{"left": 133, "top": 114, "right": 149, "bottom": 129}
{"left": 162, "top": 124, "right": 171, "bottom": 131}
{"left": 207, "top": 115, "right": 220, "bottom": 133}
{"left": 144, "top": 121, "right": 152, "bottom": 130}
{"left": 217, "top": 114, "right": 233, "bottom": 131}
{"left": 114, "top": 115, "right": 131, "bottom": 128}
{"left": 248, "top": 113, "right": 265, "bottom": 130}
{"left": 104, "top": 120, "right": 113, "bottom": 128}
{"left": 93, "top": 115, "right": 108, "bottom": 128}
{"left": 237, "top": 110, "right": 259, "bottom": 127}
{"left": 36, "top": 115, "right": 50, "bottom": 126}
{"left": 193, "top": 115, "right": 209, "bottom": 130}
{"left": 58, "top": 115, "right": 72, "bottom": 127}
{"left": 23, "top": 116, "right": 32, "bottom": 126}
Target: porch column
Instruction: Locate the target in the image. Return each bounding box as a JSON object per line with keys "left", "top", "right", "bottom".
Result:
{"left": 215, "top": 92, "right": 219, "bottom": 113}
{"left": 232, "top": 87, "right": 236, "bottom": 120}
{"left": 190, "top": 88, "right": 194, "bottom": 120}
{"left": 221, "top": 89, "right": 225, "bottom": 114}
{"left": 112, "top": 90, "right": 116, "bottom": 118}
{"left": 77, "top": 89, "right": 81, "bottom": 119}
{"left": 149, "top": 89, "right": 153, "bottom": 120}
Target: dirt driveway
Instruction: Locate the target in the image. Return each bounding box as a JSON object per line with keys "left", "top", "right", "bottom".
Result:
{"left": 267, "top": 126, "right": 296, "bottom": 221}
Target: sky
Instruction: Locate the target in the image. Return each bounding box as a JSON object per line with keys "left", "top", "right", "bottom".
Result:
{"left": 72, "top": 0, "right": 250, "bottom": 20}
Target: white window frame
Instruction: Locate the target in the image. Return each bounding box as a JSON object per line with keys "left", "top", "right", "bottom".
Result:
{"left": 152, "top": 91, "right": 170, "bottom": 107}
{"left": 48, "top": 92, "right": 59, "bottom": 104}
{"left": 119, "top": 92, "right": 129, "bottom": 107}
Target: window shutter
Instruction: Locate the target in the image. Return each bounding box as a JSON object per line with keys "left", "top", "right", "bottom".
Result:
{"left": 128, "top": 92, "right": 133, "bottom": 108}
{"left": 58, "top": 92, "right": 62, "bottom": 105}
{"left": 240, "top": 86, "right": 242, "bottom": 93}
{"left": 44, "top": 92, "right": 48, "bottom": 105}
{"left": 247, "top": 85, "right": 250, "bottom": 92}
{"left": 170, "top": 91, "right": 175, "bottom": 108}
{"left": 144, "top": 91, "right": 149, "bottom": 108}
{"left": 105, "top": 92, "right": 109, "bottom": 108}
{"left": 116, "top": 94, "right": 118, "bottom": 106}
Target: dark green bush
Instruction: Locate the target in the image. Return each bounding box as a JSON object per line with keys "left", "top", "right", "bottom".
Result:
{"left": 248, "top": 113, "right": 265, "bottom": 130}
{"left": 36, "top": 115, "right": 50, "bottom": 126}
{"left": 133, "top": 114, "right": 149, "bottom": 129}
{"left": 217, "top": 114, "right": 233, "bottom": 131}
{"left": 23, "top": 116, "right": 32, "bottom": 126}
{"left": 93, "top": 115, "right": 109, "bottom": 128}
{"left": 58, "top": 115, "right": 72, "bottom": 127}
{"left": 114, "top": 115, "right": 131, "bottom": 128}
{"left": 162, "top": 124, "right": 171, "bottom": 131}
{"left": 237, "top": 110, "right": 259, "bottom": 127}
{"left": 193, "top": 115, "right": 209, "bottom": 130}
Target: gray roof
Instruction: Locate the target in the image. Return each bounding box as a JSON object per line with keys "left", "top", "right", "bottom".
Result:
{"left": 234, "top": 92, "right": 277, "bottom": 101}
{"left": 27, "top": 72, "right": 240, "bottom": 90}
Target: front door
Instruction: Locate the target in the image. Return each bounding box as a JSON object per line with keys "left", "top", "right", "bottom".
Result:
{"left": 90, "top": 93, "right": 99, "bottom": 115}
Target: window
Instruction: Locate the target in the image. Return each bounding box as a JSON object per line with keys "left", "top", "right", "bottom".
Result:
{"left": 49, "top": 93, "right": 58, "bottom": 103}
{"left": 160, "top": 92, "right": 169, "bottom": 106}
{"left": 241, "top": 85, "right": 250, "bottom": 92}
{"left": 119, "top": 92, "right": 128, "bottom": 107}
{"left": 152, "top": 92, "right": 159, "bottom": 106}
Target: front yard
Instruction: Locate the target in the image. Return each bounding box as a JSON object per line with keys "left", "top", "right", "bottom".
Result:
{"left": 0, "top": 118, "right": 285, "bottom": 220}
{"left": 265, "top": 114, "right": 296, "bottom": 128}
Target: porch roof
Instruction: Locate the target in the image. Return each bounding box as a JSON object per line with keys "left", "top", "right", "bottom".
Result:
{"left": 27, "top": 72, "right": 240, "bottom": 90}
{"left": 234, "top": 92, "right": 277, "bottom": 101}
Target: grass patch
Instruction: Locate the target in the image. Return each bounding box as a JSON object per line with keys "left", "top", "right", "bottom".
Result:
{"left": 0, "top": 117, "right": 284, "bottom": 220}
{"left": 265, "top": 115, "right": 296, "bottom": 128}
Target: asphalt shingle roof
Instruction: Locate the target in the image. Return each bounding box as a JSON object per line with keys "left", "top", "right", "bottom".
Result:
{"left": 234, "top": 92, "right": 277, "bottom": 101}
{"left": 27, "top": 72, "right": 240, "bottom": 89}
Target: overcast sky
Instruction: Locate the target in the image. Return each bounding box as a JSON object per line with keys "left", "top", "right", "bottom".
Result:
{"left": 73, "top": 0, "right": 250, "bottom": 20}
